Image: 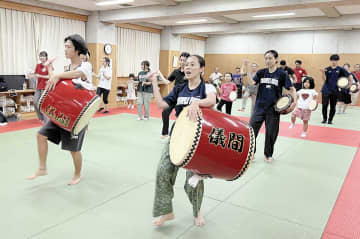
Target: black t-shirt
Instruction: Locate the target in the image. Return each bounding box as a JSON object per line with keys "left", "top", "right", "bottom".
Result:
{"left": 253, "top": 68, "right": 293, "bottom": 113}
{"left": 283, "top": 66, "right": 295, "bottom": 76}
{"left": 168, "top": 68, "right": 187, "bottom": 86}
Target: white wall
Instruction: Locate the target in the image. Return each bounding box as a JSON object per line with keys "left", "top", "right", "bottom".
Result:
{"left": 205, "top": 30, "right": 360, "bottom": 54}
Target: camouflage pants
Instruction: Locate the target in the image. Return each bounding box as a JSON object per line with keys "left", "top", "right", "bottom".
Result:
{"left": 153, "top": 140, "right": 204, "bottom": 218}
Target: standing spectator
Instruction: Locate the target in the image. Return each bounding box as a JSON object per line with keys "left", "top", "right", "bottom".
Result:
{"left": 293, "top": 60, "right": 308, "bottom": 91}
{"left": 96, "top": 57, "right": 112, "bottom": 114}
{"left": 136, "top": 60, "right": 152, "bottom": 120}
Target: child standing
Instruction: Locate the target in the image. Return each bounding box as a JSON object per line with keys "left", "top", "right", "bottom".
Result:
{"left": 216, "top": 72, "right": 237, "bottom": 115}
{"left": 127, "top": 73, "right": 136, "bottom": 109}
{"left": 289, "top": 77, "right": 318, "bottom": 137}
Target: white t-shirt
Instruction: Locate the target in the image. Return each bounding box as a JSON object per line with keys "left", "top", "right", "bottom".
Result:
{"left": 78, "top": 62, "right": 92, "bottom": 84}
{"left": 98, "top": 66, "right": 112, "bottom": 90}
{"left": 209, "top": 72, "right": 222, "bottom": 82}
{"left": 297, "top": 89, "right": 318, "bottom": 109}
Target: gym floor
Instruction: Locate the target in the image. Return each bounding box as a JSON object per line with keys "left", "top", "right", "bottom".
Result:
{"left": 1, "top": 102, "right": 359, "bottom": 239}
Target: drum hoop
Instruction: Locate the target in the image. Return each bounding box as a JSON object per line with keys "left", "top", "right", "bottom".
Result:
{"left": 227, "top": 126, "right": 256, "bottom": 181}
{"left": 71, "top": 95, "right": 100, "bottom": 136}
{"left": 177, "top": 115, "right": 203, "bottom": 168}
{"left": 274, "top": 95, "right": 292, "bottom": 112}
{"left": 38, "top": 88, "right": 50, "bottom": 113}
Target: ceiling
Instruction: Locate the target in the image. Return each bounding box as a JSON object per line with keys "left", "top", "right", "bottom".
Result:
{"left": 6, "top": 0, "right": 360, "bottom": 34}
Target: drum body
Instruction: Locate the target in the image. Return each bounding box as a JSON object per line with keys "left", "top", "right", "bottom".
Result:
{"left": 274, "top": 94, "right": 294, "bottom": 114}
{"left": 169, "top": 107, "right": 255, "bottom": 181}
{"left": 337, "top": 77, "right": 350, "bottom": 89}
{"left": 350, "top": 83, "right": 359, "bottom": 93}
{"left": 308, "top": 100, "right": 318, "bottom": 111}
{"left": 229, "top": 91, "right": 237, "bottom": 101}
{"left": 38, "top": 79, "right": 100, "bottom": 135}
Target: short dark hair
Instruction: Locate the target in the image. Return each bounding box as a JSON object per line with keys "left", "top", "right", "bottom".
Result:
{"left": 280, "top": 60, "right": 286, "bottom": 66}
{"left": 295, "top": 60, "right": 302, "bottom": 65}
{"left": 39, "top": 51, "right": 48, "bottom": 59}
{"left": 180, "top": 52, "right": 190, "bottom": 58}
{"left": 343, "top": 63, "right": 351, "bottom": 68}
{"left": 264, "top": 50, "right": 279, "bottom": 59}
{"left": 64, "top": 34, "right": 88, "bottom": 56}
{"left": 129, "top": 73, "right": 135, "bottom": 78}
{"left": 141, "top": 60, "right": 150, "bottom": 68}
{"left": 302, "top": 76, "right": 315, "bottom": 89}
{"left": 330, "top": 54, "right": 340, "bottom": 61}
{"left": 190, "top": 55, "right": 205, "bottom": 68}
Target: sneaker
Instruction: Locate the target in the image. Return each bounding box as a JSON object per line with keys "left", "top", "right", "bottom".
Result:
{"left": 97, "top": 107, "right": 104, "bottom": 112}
{"left": 289, "top": 123, "right": 295, "bottom": 129}
{"left": 131, "top": 105, "right": 134, "bottom": 109}
{"left": 103, "top": 110, "right": 109, "bottom": 114}
{"left": 160, "top": 135, "right": 169, "bottom": 139}
{"left": 328, "top": 120, "right": 333, "bottom": 124}
{"left": 321, "top": 120, "right": 327, "bottom": 124}
{"left": 137, "top": 117, "right": 143, "bottom": 121}
{"left": 0, "top": 122, "right": 8, "bottom": 126}
{"left": 301, "top": 132, "right": 307, "bottom": 137}
{"left": 143, "top": 117, "right": 149, "bottom": 121}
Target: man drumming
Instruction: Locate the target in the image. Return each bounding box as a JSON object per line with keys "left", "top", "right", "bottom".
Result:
{"left": 27, "top": 34, "right": 92, "bottom": 185}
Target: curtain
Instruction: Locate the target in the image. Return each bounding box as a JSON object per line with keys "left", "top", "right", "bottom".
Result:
{"left": 0, "top": 8, "right": 85, "bottom": 75}
{"left": 116, "top": 27, "right": 160, "bottom": 77}
{"left": 180, "top": 37, "right": 205, "bottom": 57}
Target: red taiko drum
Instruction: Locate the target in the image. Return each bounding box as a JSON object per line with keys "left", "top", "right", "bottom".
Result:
{"left": 169, "top": 107, "right": 255, "bottom": 181}
{"left": 38, "top": 79, "right": 100, "bottom": 136}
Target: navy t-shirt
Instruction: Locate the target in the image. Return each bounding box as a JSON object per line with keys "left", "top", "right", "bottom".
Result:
{"left": 253, "top": 68, "right": 293, "bottom": 113}
{"left": 322, "top": 66, "right": 349, "bottom": 94}
{"left": 163, "top": 80, "right": 215, "bottom": 117}
{"left": 233, "top": 74, "right": 242, "bottom": 85}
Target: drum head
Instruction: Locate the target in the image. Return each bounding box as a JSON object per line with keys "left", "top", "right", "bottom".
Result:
{"left": 229, "top": 91, "right": 237, "bottom": 101}
{"left": 169, "top": 107, "right": 202, "bottom": 166}
{"left": 72, "top": 96, "right": 101, "bottom": 135}
{"left": 275, "top": 96, "right": 291, "bottom": 112}
{"left": 308, "top": 100, "right": 318, "bottom": 111}
{"left": 337, "top": 77, "right": 349, "bottom": 88}
{"left": 350, "top": 84, "right": 358, "bottom": 93}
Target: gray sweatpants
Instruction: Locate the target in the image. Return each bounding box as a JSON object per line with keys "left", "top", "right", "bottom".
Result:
{"left": 137, "top": 92, "right": 152, "bottom": 118}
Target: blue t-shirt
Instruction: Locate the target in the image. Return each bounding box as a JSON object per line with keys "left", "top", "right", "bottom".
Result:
{"left": 164, "top": 80, "right": 216, "bottom": 117}
{"left": 233, "top": 74, "right": 242, "bottom": 85}
{"left": 253, "top": 68, "right": 293, "bottom": 113}
{"left": 322, "top": 66, "right": 349, "bottom": 94}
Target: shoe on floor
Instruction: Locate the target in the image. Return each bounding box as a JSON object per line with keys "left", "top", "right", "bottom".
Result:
{"left": 301, "top": 132, "right": 307, "bottom": 137}
{"left": 0, "top": 122, "right": 8, "bottom": 126}
{"left": 103, "top": 110, "right": 109, "bottom": 114}
{"left": 264, "top": 157, "right": 273, "bottom": 163}
{"left": 321, "top": 120, "right": 327, "bottom": 124}
{"left": 97, "top": 107, "right": 104, "bottom": 112}
{"left": 328, "top": 120, "right": 333, "bottom": 124}
{"left": 289, "top": 123, "right": 295, "bottom": 129}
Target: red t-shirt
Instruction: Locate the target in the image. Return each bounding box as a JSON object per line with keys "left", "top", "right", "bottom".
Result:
{"left": 352, "top": 71, "right": 360, "bottom": 82}
{"left": 220, "top": 82, "right": 237, "bottom": 102}
{"left": 293, "top": 67, "right": 308, "bottom": 83}
{"left": 34, "top": 63, "right": 49, "bottom": 90}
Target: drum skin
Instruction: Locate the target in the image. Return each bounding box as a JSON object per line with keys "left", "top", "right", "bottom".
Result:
{"left": 38, "top": 79, "right": 99, "bottom": 135}
{"left": 171, "top": 108, "right": 255, "bottom": 181}
{"left": 275, "top": 95, "right": 294, "bottom": 115}
{"left": 350, "top": 83, "right": 359, "bottom": 93}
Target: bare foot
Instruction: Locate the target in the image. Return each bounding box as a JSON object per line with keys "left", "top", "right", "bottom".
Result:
{"left": 26, "top": 168, "right": 47, "bottom": 180}
{"left": 68, "top": 175, "right": 81, "bottom": 185}
{"left": 194, "top": 212, "right": 205, "bottom": 227}
{"left": 152, "top": 213, "right": 175, "bottom": 226}
{"left": 264, "top": 157, "right": 273, "bottom": 163}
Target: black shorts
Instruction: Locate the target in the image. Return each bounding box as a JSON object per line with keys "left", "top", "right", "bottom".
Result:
{"left": 338, "top": 92, "right": 352, "bottom": 104}
{"left": 38, "top": 121, "right": 86, "bottom": 152}
{"left": 96, "top": 87, "right": 110, "bottom": 104}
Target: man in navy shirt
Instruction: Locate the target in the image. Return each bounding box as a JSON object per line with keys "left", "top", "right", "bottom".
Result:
{"left": 249, "top": 50, "right": 296, "bottom": 163}
{"left": 320, "top": 54, "right": 353, "bottom": 124}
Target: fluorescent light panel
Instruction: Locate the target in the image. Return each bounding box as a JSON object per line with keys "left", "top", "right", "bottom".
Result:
{"left": 176, "top": 19, "right": 208, "bottom": 24}
{"left": 96, "top": 0, "right": 134, "bottom": 6}
{"left": 252, "top": 12, "right": 296, "bottom": 18}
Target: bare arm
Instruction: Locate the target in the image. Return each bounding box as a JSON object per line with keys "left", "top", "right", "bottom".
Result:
{"left": 149, "top": 72, "right": 170, "bottom": 109}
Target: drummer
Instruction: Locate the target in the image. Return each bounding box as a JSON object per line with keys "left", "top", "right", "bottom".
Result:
{"left": 27, "top": 34, "right": 91, "bottom": 186}
{"left": 337, "top": 63, "right": 358, "bottom": 114}
{"left": 149, "top": 55, "right": 216, "bottom": 227}
{"left": 248, "top": 50, "right": 296, "bottom": 163}
{"left": 320, "top": 54, "right": 354, "bottom": 124}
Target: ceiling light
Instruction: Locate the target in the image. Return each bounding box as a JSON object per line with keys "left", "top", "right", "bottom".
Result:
{"left": 96, "top": 0, "right": 134, "bottom": 6}
{"left": 252, "top": 12, "right": 296, "bottom": 18}
{"left": 176, "top": 19, "right": 208, "bottom": 24}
